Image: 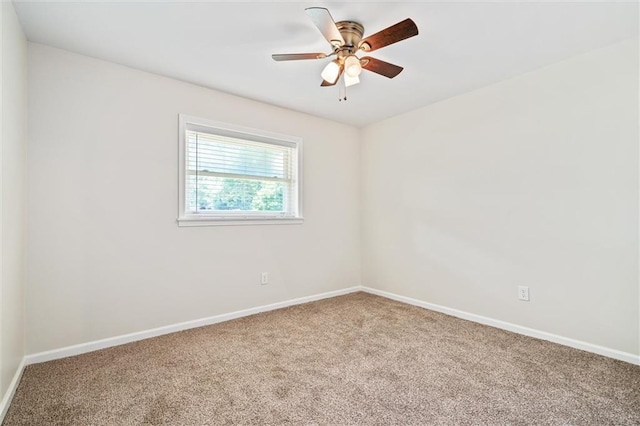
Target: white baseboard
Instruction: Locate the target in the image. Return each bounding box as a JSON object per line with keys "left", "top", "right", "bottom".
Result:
{"left": 362, "top": 286, "right": 640, "bottom": 366}
{"left": 23, "top": 284, "right": 640, "bottom": 368}
{"left": 25, "top": 286, "right": 362, "bottom": 366}
{"left": 0, "top": 357, "right": 26, "bottom": 424}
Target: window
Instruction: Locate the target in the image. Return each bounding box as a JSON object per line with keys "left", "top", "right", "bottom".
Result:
{"left": 178, "top": 115, "right": 303, "bottom": 226}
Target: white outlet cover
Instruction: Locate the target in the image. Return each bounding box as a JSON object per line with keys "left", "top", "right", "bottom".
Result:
{"left": 518, "top": 286, "right": 530, "bottom": 301}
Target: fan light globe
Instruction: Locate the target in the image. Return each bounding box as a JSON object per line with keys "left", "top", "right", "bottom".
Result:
{"left": 344, "top": 74, "right": 360, "bottom": 87}
{"left": 321, "top": 60, "right": 341, "bottom": 84}
{"left": 344, "top": 55, "right": 362, "bottom": 77}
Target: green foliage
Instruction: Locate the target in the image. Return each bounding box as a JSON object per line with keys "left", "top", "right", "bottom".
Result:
{"left": 252, "top": 182, "right": 284, "bottom": 211}
{"left": 194, "top": 177, "right": 284, "bottom": 212}
{"left": 213, "top": 178, "right": 262, "bottom": 211}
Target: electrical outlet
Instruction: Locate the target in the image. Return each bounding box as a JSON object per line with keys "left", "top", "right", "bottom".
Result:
{"left": 261, "top": 272, "right": 269, "bottom": 285}
{"left": 518, "top": 286, "right": 530, "bottom": 301}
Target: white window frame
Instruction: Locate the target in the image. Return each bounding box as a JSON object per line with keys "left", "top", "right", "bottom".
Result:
{"left": 177, "top": 114, "right": 303, "bottom": 227}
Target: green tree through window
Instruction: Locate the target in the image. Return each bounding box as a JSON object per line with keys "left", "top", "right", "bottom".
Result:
{"left": 193, "top": 177, "right": 284, "bottom": 212}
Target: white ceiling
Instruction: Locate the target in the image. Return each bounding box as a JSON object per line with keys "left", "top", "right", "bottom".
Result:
{"left": 13, "top": 1, "right": 639, "bottom": 127}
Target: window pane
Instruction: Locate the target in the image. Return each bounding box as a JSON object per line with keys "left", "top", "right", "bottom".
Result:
{"left": 188, "top": 176, "right": 285, "bottom": 213}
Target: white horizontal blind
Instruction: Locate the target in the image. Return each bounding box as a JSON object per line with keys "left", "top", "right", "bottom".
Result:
{"left": 186, "top": 129, "right": 298, "bottom": 217}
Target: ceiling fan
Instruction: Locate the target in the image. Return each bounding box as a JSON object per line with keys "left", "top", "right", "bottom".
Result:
{"left": 272, "top": 7, "right": 418, "bottom": 93}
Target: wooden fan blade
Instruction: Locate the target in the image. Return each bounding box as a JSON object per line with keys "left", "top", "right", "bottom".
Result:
{"left": 359, "top": 18, "right": 418, "bottom": 52}
{"left": 321, "top": 66, "right": 344, "bottom": 87}
{"left": 305, "top": 7, "right": 345, "bottom": 46}
{"left": 272, "top": 53, "right": 327, "bottom": 61}
{"left": 361, "top": 57, "right": 404, "bottom": 78}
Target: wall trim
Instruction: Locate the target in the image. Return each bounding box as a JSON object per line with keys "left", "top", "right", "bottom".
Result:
{"left": 25, "top": 286, "right": 362, "bottom": 365}
{"left": 0, "top": 357, "right": 26, "bottom": 424}
{"left": 362, "top": 286, "right": 640, "bottom": 366}
{"left": 22, "top": 284, "right": 639, "bottom": 369}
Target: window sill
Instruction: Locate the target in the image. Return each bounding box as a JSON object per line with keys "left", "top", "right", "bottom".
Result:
{"left": 177, "top": 216, "right": 304, "bottom": 227}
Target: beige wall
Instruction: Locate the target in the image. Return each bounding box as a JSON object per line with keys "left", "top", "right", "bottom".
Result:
{"left": 25, "top": 37, "right": 640, "bottom": 360}
{"left": 26, "top": 44, "right": 361, "bottom": 354}
{"left": 361, "top": 38, "right": 639, "bottom": 356}
{"left": 1, "top": 0, "right": 27, "bottom": 400}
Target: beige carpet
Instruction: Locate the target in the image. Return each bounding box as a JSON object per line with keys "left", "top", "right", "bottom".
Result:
{"left": 3, "top": 292, "right": 639, "bottom": 425}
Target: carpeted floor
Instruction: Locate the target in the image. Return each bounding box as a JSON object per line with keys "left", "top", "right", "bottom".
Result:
{"left": 3, "top": 292, "right": 640, "bottom": 425}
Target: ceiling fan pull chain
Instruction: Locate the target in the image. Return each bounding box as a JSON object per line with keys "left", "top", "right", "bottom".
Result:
{"left": 343, "top": 73, "right": 348, "bottom": 101}
{"left": 339, "top": 75, "right": 347, "bottom": 101}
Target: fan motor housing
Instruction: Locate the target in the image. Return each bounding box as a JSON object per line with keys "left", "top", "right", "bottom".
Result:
{"left": 336, "top": 21, "right": 364, "bottom": 52}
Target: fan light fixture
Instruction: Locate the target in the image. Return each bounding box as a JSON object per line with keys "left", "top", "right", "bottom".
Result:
{"left": 344, "top": 55, "right": 362, "bottom": 77}
{"left": 321, "top": 60, "right": 341, "bottom": 84}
